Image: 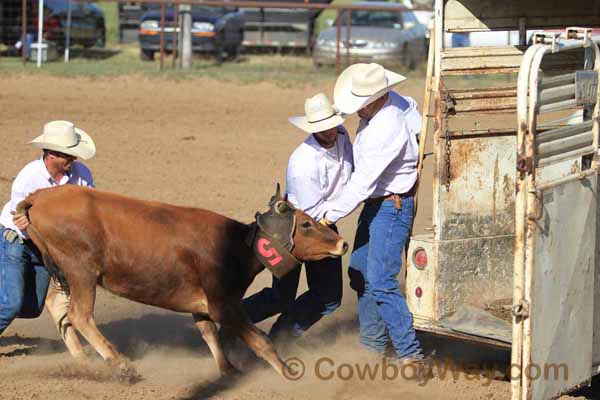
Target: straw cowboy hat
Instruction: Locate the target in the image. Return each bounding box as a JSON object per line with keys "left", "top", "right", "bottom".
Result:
{"left": 30, "top": 120, "right": 96, "bottom": 160}
{"left": 333, "top": 63, "right": 406, "bottom": 115}
{"left": 288, "top": 93, "right": 345, "bottom": 133}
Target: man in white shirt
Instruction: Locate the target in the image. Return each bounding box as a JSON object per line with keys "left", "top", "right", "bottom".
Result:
{"left": 320, "top": 63, "right": 424, "bottom": 363}
{"left": 243, "top": 93, "right": 353, "bottom": 342}
{"left": 0, "top": 120, "right": 96, "bottom": 357}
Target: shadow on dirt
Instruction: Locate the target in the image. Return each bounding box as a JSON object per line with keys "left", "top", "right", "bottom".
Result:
{"left": 0, "top": 335, "right": 66, "bottom": 357}
{"left": 97, "top": 312, "right": 209, "bottom": 360}
{"left": 180, "top": 372, "right": 245, "bottom": 400}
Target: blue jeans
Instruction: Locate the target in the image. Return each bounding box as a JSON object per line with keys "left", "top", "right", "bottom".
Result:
{"left": 0, "top": 228, "right": 51, "bottom": 335}
{"left": 451, "top": 32, "right": 470, "bottom": 48}
{"left": 243, "top": 226, "right": 343, "bottom": 338}
{"left": 348, "top": 198, "right": 422, "bottom": 359}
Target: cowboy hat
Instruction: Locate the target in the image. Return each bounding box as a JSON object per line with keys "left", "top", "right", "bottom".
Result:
{"left": 30, "top": 120, "right": 96, "bottom": 160}
{"left": 333, "top": 63, "right": 406, "bottom": 115}
{"left": 288, "top": 93, "right": 345, "bottom": 133}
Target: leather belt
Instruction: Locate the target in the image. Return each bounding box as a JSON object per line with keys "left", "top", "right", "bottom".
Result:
{"left": 2, "top": 227, "right": 24, "bottom": 244}
{"left": 365, "top": 182, "right": 417, "bottom": 210}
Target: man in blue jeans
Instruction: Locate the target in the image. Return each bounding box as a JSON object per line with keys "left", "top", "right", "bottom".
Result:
{"left": 243, "top": 93, "right": 353, "bottom": 342}
{"left": 0, "top": 120, "right": 96, "bottom": 356}
{"left": 321, "top": 63, "right": 424, "bottom": 366}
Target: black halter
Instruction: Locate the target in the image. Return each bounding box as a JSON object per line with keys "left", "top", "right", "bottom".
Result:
{"left": 246, "top": 199, "right": 301, "bottom": 279}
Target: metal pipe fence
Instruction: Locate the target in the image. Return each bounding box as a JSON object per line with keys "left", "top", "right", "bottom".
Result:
{"left": 1, "top": 0, "right": 431, "bottom": 72}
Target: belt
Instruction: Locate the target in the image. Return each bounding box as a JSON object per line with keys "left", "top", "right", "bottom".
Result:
{"left": 2, "top": 227, "right": 24, "bottom": 244}
{"left": 365, "top": 183, "right": 417, "bottom": 210}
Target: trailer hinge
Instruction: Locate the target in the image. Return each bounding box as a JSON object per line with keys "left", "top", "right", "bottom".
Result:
{"left": 512, "top": 300, "right": 530, "bottom": 319}
{"left": 516, "top": 155, "right": 533, "bottom": 175}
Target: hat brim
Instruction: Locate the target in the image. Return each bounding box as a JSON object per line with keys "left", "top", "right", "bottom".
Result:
{"left": 30, "top": 127, "right": 96, "bottom": 160}
{"left": 288, "top": 114, "right": 345, "bottom": 134}
{"left": 333, "top": 64, "right": 407, "bottom": 115}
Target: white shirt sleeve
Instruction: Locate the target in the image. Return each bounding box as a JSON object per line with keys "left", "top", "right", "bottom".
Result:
{"left": 8, "top": 170, "right": 35, "bottom": 237}
{"left": 285, "top": 157, "right": 327, "bottom": 220}
{"left": 323, "top": 113, "right": 410, "bottom": 222}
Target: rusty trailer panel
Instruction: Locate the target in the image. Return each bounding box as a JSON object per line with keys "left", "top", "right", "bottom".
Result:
{"left": 438, "top": 135, "right": 516, "bottom": 239}
{"left": 411, "top": 3, "right": 600, "bottom": 399}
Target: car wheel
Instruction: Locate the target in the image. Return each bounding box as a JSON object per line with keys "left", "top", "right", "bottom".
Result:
{"left": 408, "top": 50, "right": 417, "bottom": 70}
{"left": 402, "top": 44, "right": 417, "bottom": 70}
{"left": 226, "top": 43, "right": 241, "bottom": 61}
{"left": 96, "top": 27, "right": 106, "bottom": 48}
{"left": 214, "top": 39, "right": 227, "bottom": 65}
{"left": 140, "top": 49, "right": 155, "bottom": 61}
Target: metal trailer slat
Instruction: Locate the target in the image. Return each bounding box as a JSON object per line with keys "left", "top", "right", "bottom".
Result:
{"left": 445, "top": 87, "right": 518, "bottom": 114}
{"left": 538, "top": 83, "right": 576, "bottom": 106}
{"left": 536, "top": 120, "right": 593, "bottom": 144}
{"left": 441, "top": 46, "right": 525, "bottom": 74}
{"left": 540, "top": 72, "right": 575, "bottom": 90}
{"left": 537, "top": 144, "right": 595, "bottom": 167}
{"left": 536, "top": 130, "right": 593, "bottom": 158}
{"left": 539, "top": 98, "right": 578, "bottom": 113}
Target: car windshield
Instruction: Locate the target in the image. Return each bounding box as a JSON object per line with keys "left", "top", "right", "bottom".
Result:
{"left": 145, "top": 4, "right": 226, "bottom": 14}
{"left": 336, "top": 10, "right": 401, "bottom": 29}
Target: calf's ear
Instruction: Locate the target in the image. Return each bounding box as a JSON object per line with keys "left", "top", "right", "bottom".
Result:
{"left": 268, "top": 183, "right": 283, "bottom": 207}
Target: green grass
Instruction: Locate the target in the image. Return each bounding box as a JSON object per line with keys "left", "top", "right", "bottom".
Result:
{"left": 97, "top": 2, "right": 119, "bottom": 46}
{"left": 0, "top": 44, "right": 424, "bottom": 85}
{"left": 0, "top": 44, "right": 359, "bottom": 86}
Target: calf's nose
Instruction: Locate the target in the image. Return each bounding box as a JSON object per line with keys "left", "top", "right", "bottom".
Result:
{"left": 333, "top": 239, "right": 349, "bottom": 256}
{"left": 342, "top": 241, "right": 349, "bottom": 254}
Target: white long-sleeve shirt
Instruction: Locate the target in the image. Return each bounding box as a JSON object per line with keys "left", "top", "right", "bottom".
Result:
{"left": 0, "top": 158, "right": 94, "bottom": 238}
{"left": 285, "top": 127, "right": 353, "bottom": 219}
{"left": 323, "top": 91, "right": 420, "bottom": 223}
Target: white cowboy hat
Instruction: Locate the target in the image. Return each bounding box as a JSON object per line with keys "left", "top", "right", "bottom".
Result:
{"left": 288, "top": 93, "right": 345, "bottom": 133}
{"left": 333, "top": 63, "right": 406, "bottom": 115}
{"left": 30, "top": 120, "right": 96, "bottom": 160}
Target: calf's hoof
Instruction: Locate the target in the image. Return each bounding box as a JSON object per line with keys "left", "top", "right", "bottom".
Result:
{"left": 109, "top": 359, "right": 142, "bottom": 384}
{"left": 220, "top": 363, "right": 242, "bottom": 378}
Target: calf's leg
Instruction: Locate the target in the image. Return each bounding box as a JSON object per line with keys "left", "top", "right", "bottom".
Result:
{"left": 66, "top": 273, "right": 128, "bottom": 370}
{"left": 211, "top": 304, "right": 287, "bottom": 377}
{"left": 193, "top": 313, "right": 238, "bottom": 375}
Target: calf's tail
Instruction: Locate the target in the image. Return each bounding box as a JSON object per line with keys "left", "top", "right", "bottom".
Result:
{"left": 16, "top": 193, "right": 70, "bottom": 294}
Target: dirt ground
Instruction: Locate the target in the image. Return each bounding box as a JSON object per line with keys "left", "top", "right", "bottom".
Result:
{"left": 0, "top": 74, "right": 586, "bottom": 400}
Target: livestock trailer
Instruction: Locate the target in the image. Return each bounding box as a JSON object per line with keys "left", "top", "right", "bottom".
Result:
{"left": 405, "top": 0, "right": 600, "bottom": 398}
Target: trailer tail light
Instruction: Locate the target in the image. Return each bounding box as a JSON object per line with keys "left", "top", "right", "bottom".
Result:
{"left": 415, "top": 287, "right": 423, "bottom": 298}
{"left": 413, "top": 248, "right": 427, "bottom": 270}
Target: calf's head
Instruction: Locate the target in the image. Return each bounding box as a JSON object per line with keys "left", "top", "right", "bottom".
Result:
{"left": 258, "top": 184, "right": 348, "bottom": 262}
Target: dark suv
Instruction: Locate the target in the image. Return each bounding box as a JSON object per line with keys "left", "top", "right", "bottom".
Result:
{"left": 0, "top": 0, "right": 105, "bottom": 50}
{"left": 138, "top": 5, "right": 244, "bottom": 62}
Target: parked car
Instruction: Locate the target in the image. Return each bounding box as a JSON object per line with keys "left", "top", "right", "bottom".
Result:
{"left": 118, "top": 2, "right": 149, "bottom": 43}
{"left": 0, "top": 0, "right": 105, "bottom": 50}
{"left": 138, "top": 5, "right": 244, "bottom": 62}
{"left": 313, "top": 2, "right": 428, "bottom": 68}
{"left": 241, "top": 0, "right": 334, "bottom": 51}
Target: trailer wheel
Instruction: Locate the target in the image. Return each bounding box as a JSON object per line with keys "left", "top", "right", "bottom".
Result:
{"left": 140, "top": 49, "right": 155, "bottom": 61}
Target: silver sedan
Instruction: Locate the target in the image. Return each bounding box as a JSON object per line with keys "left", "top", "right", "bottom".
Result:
{"left": 313, "top": 2, "right": 428, "bottom": 69}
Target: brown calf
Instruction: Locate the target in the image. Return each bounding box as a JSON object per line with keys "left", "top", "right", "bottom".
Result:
{"left": 17, "top": 185, "right": 347, "bottom": 377}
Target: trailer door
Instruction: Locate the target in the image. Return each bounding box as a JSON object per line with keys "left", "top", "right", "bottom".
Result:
{"left": 512, "top": 31, "right": 600, "bottom": 400}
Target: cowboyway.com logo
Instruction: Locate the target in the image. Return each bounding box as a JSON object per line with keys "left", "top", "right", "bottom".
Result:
{"left": 282, "top": 356, "right": 569, "bottom": 386}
